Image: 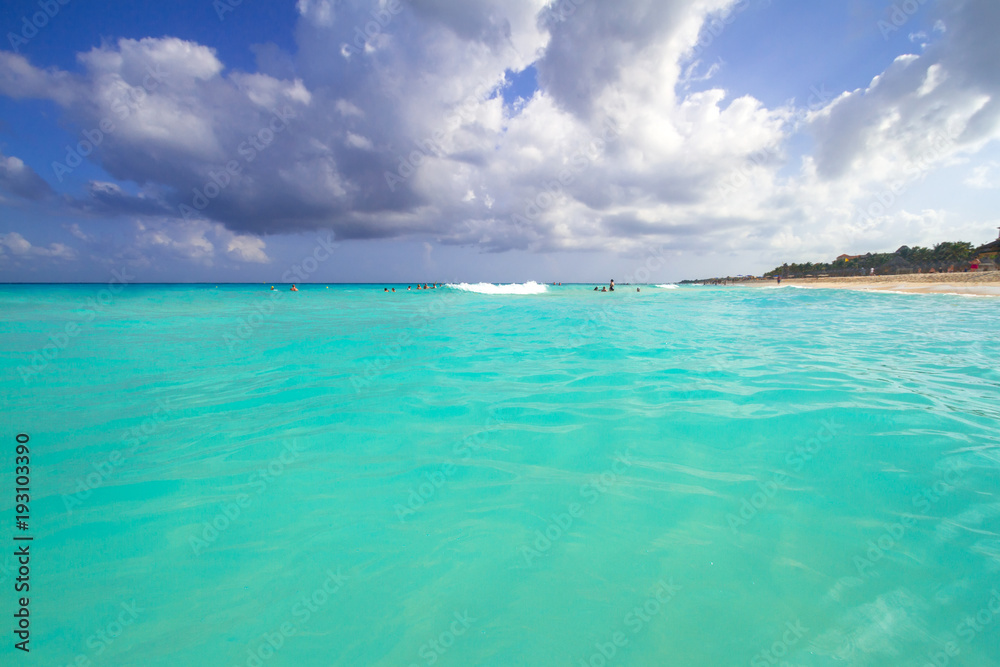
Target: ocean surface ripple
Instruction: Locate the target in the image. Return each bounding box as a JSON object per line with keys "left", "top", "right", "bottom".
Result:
{"left": 0, "top": 284, "right": 998, "bottom": 665}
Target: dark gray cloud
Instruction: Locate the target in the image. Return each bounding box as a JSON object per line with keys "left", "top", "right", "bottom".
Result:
{"left": 409, "top": 0, "right": 513, "bottom": 47}
{"left": 535, "top": 0, "right": 692, "bottom": 118}
{"left": 70, "top": 181, "right": 172, "bottom": 216}
{"left": 0, "top": 149, "right": 53, "bottom": 200}
{"left": 945, "top": 0, "right": 1000, "bottom": 143}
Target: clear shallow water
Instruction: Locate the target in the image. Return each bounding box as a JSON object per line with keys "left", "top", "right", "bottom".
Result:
{"left": 1, "top": 283, "right": 998, "bottom": 666}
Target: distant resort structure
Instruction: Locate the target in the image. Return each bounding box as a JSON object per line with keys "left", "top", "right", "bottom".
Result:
{"left": 683, "top": 230, "right": 1000, "bottom": 284}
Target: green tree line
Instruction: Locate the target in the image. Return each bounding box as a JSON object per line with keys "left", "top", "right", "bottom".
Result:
{"left": 765, "top": 241, "right": 978, "bottom": 277}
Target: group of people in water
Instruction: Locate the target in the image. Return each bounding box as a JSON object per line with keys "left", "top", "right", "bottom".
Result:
{"left": 593, "top": 279, "right": 640, "bottom": 292}
{"left": 384, "top": 284, "right": 439, "bottom": 292}
{"left": 269, "top": 284, "right": 441, "bottom": 293}
{"left": 273, "top": 281, "right": 641, "bottom": 293}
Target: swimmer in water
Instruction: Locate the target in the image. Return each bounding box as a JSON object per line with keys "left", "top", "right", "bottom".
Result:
{"left": 290, "top": 285, "right": 298, "bottom": 292}
{"left": 270, "top": 286, "right": 275, "bottom": 291}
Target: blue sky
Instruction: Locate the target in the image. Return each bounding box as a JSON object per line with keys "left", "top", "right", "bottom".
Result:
{"left": 1, "top": 0, "right": 998, "bottom": 282}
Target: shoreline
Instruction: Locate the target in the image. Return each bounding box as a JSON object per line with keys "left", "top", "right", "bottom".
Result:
{"left": 776, "top": 273, "right": 1000, "bottom": 297}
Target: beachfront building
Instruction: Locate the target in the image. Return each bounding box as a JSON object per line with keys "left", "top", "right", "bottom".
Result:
{"left": 973, "top": 234, "right": 1000, "bottom": 271}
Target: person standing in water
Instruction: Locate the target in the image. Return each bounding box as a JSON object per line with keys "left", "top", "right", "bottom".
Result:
{"left": 609, "top": 279, "right": 615, "bottom": 292}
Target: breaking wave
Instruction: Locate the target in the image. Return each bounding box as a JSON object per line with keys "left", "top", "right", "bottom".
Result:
{"left": 445, "top": 281, "right": 549, "bottom": 295}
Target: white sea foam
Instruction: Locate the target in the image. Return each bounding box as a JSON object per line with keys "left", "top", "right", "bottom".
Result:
{"left": 655, "top": 284, "right": 679, "bottom": 289}
{"left": 876, "top": 289, "right": 1000, "bottom": 298}
{"left": 445, "top": 281, "right": 549, "bottom": 295}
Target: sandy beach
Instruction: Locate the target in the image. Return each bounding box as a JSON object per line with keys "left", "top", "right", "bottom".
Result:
{"left": 779, "top": 272, "right": 1000, "bottom": 296}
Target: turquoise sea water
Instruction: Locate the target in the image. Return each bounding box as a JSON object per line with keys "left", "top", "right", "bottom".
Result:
{"left": 1, "top": 283, "right": 999, "bottom": 666}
